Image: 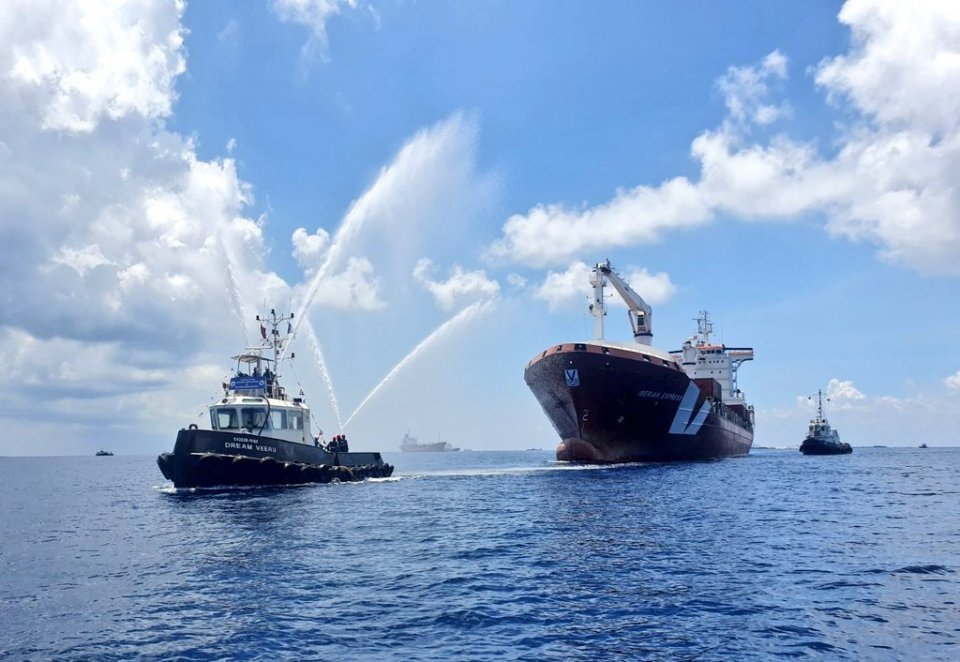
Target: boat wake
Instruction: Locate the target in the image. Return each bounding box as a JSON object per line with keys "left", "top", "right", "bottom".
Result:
{"left": 397, "top": 461, "right": 651, "bottom": 480}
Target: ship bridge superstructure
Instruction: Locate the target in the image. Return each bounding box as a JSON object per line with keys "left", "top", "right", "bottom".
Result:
{"left": 206, "top": 308, "right": 316, "bottom": 446}
{"left": 671, "top": 311, "right": 754, "bottom": 405}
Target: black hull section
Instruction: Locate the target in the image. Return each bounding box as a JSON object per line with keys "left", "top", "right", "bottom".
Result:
{"left": 525, "top": 348, "right": 753, "bottom": 463}
{"left": 800, "top": 438, "right": 852, "bottom": 455}
{"left": 157, "top": 429, "right": 394, "bottom": 488}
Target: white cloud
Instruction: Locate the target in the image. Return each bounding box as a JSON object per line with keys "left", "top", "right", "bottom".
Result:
{"left": 826, "top": 377, "right": 867, "bottom": 408}
{"left": 946, "top": 370, "right": 960, "bottom": 390}
{"left": 271, "top": 0, "right": 357, "bottom": 63}
{"left": 534, "top": 261, "right": 592, "bottom": 311}
{"left": 292, "top": 226, "right": 331, "bottom": 270}
{"left": 0, "top": 1, "right": 293, "bottom": 453}
{"left": 506, "top": 273, "right": 528, "bottom": 290}
{"left": 307, "top": 256, "right": 385, "bottom": 311}
{"left": 533, "top": 261, "right": 676, "bottom": 312}
{"left": 490, "top": 3, "right": 960, "bottom": 275}
{"left": 815, "top": 1, "right": 960, "bottom": 137}
{"left": 488, "top": 178, "right": 711, "bottom": 267}
{"left": 49, "top": 244, "right": 113, "bottom": 276}
{"left": 795, "top": 378, "right": 867, "bottom": 413}
{"left": 717, "top": 49, "right": 790, "bottom": 126}
{"left": 1, "top": 1, "right": 186, "bottom": 133}
{"left": 413, "top": 258, "right": 500, "bottom": 311}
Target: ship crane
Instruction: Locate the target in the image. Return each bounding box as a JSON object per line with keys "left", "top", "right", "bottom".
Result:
{"left": 589, "top": 260, "right": 653, "bottom": 345}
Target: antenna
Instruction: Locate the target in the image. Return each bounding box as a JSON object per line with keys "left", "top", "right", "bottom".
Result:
{"left": 255, "top": 308, "right": 295, "bottom": 398}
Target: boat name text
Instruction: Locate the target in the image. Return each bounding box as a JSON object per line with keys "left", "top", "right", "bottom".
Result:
{"left": 226, "top": 439, "right": 277, "bottom": 453}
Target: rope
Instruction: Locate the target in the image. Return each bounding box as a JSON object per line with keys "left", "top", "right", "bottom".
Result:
{"left": 287, "top": 357, "right": 324, "bottom": 437}
{"left": 196, "top": 378, "right": 228, "bottom": 420}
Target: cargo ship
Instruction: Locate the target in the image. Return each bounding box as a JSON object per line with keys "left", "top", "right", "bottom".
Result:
{"left": 524, "top": 260, "right": 754, "bottom": 463}
{"left": 157, "top": 308, "right": 393, "bottom": 488}
{"left": 799, "top": 389, "right": 851, "bottom": 455}
{"left": 400, "top": 433, "right": 459, "bottom": 452}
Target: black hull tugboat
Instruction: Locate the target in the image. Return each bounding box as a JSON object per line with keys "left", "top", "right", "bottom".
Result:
{"left": 799, "top": 389, "right": 852, "bottom": 455}
{"left": 525, "top": 261, "right": 755, "bottom": 463}
{"left": 157, "top": 309, "right": 393, "bottom": 488}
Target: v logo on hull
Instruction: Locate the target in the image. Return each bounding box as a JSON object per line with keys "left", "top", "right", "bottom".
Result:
{"left": 669, "top": 382, "right": 710, "bottom": 435}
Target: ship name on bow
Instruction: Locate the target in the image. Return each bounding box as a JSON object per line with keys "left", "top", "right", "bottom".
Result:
{"left": 637, "top": 390, "right": 683, "bottom": 402}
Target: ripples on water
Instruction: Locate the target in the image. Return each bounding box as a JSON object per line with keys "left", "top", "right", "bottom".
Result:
{"left": 1, "top": 448, "right": 958, "bottom": 660}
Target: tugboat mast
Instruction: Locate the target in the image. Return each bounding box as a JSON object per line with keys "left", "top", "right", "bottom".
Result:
{"left": 811, "top": 389, "right": 829, "bottom": 424}
{"left": 254, "top": 308, "right": 295, "bottom": 399}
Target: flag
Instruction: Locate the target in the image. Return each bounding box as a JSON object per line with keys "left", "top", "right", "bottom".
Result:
{"left": 260, "top": 324, "right": 267, "bottom": 339}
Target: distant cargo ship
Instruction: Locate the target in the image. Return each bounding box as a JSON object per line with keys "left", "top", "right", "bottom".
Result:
{"left": 524, "top": 260, "right": 755, "bottom": 463}
{"left": 400, "top": 433, "right": 459, "bottom": 453}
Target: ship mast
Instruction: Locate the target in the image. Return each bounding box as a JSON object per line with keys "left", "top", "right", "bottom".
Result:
{"left": 695, "top": 310, "right": 713, "bottom": 344}
{"left": 255, "top": 308, "right": 295, "bottom": 398}
{"left": 813, "top": 389, "right": 828, "bottom": 423}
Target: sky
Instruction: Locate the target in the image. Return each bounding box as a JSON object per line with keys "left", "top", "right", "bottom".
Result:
{"left": 1, "top": 0, "right": 959, "bottom": 455}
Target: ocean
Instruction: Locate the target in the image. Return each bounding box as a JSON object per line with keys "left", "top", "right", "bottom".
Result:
{"left": 1, "top": 447, "right": 958, "bottom": 660}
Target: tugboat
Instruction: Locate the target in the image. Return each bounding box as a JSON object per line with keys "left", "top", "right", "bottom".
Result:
{"left": 525, "top": 260, "right": 755, "bottom": 463}
{"left": 799, "top": 389, "right": 852, "bottom": 455}
{"left": 157, "top": 309, "right": 394, "bottom": 488}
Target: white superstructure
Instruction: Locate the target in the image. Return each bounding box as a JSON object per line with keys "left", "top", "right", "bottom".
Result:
{"left": 672, "top": 311, "right": 754, "bottom": 405}
{"left": 204, "top": 309, "right": 318, "bottom": 446}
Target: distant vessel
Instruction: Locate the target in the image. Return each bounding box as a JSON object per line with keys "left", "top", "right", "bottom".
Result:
{"left": 799, "top": 390, "right": 852, "bottom": 455}
{"left": 919, "top": 443, "right": 928, "bottom": 449}
{"left": 525, "top": 260, "right": 754, "bottom": 463}
{"left": 157, "top": 309, "right": 393, "bottom": 488}
{"left": 95, "top": 449, "right": 113, "bottom": 457}
{"left": 400, "top": 433, "right": 459, "bottom": 452}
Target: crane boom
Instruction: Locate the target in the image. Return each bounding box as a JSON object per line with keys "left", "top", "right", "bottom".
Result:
{"left": 588, "top": 260, "right": 653, "bottom": 345}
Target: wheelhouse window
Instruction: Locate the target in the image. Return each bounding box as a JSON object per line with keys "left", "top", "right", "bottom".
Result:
{"left": 215, "top": 408, "right": 239, "bottom": 429}
{"left": 270, "top": 410, "right": 287, "bottom": 430}
{"left": 288, "top": 412, "right": 304, "bottom": 431}
{"left": 240, "top": 408, "right": 267, "bottom": 430}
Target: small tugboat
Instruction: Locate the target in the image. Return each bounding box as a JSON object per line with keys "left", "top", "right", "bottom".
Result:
{"left": 799, "top": 389, "right": 852, "bottom": 455}
{"left": 95, "top": 449, "right": 114, "bottom": 456}
{"left": 157, "top": 309, "right": 394, "bottom": 488}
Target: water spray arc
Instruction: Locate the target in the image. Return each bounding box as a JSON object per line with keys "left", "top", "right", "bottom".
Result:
{"left": 281, "top": 204, "right": 370, "bottom": 363}
{"left": 342, "top": 300, "right": 494, "bottom": 429}
{"left": 220, "top": 233, "right": 250, "bottom": 346}
{"left": 303, "top": 319, "right": 343, "bottom": 430}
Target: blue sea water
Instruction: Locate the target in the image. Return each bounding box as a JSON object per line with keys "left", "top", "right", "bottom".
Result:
{"left": 1, "top": 447, "right": 958, "bottom": 660}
